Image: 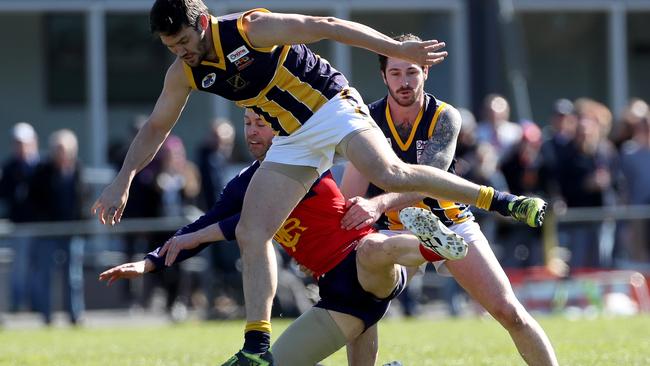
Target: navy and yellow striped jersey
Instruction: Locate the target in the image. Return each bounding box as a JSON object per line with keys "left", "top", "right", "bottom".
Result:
{"left": 367, "top": 93, "right": 474, "bottom": 229}
{"left": 182, "top": 8, "right": 348, "bottom": 136}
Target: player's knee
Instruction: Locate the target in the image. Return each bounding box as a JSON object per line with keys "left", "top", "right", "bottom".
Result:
{"left": 357, "top": 234, "right": 391, "bottom": 268}
{"left": 490, "top": 298, "right": 529, "bottom": 331}
{"left": 235, "top": 221, "right": 276, "bottom": 255}
{"left": 235, "top": 221, "right": 257, "bottom": 247}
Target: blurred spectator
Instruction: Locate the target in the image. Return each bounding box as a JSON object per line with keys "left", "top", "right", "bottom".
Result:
{"left": 575, "top": 98, "right": 614, "bottom": 145}
{"left": 28, "top": 129, "right": 86, "bottom": 325}
{"left": 108, "top": 114, "right": 148, "bottom": 171}
{"left": 500, "top": 121, "right": 545, "bottom": 267}
{"left": 455, "top": 107, "right": 478, "bottom": 169}
{"left": 107, "top": 114, "right": 158, "bottom": 222}
{"left": 456, "top": 109, "right": 509, "bottom": 246}
{"left": 540, "top": 99, "right": 579, "bottom": 198}
{"left": 619, "top": 114, "right": 650, "bottom": 262}
{"left": 195, "top": 119, "right": 246, "bottom": 318}
{"left": 611, "top": 98, "right": 649, "bottom": 150}
{"left": 147, "top": 135, "right": 201, "bottom": 318}
{"left": 476, "top": 94, "right": 523, "bottom": 160}
{"left": 108, "top": 115, "right": 162, "bottom": 309}
{"left": 197, "top": 118, "right": 235, "bottom": 211}
{"left": 464, "top": 142, "right": 509, "bottom": 196}
{"left": 557, "top": 100, "right": 620, "bottom": 270}
{"left": 0, "top": 122, "right": 39, "bottom": 312}
{"left": 501, "top": 120, "right": 544, "bottom": 196}
{"left": 463, "top": 142, "right": 509, "bottom": 257}
{"left": 155, "top": 135, "right": 201, "bottom": 217}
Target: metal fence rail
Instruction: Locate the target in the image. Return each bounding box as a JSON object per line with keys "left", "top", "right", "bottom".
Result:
{"left": 542, "top": 204, "right": 650, "bottom": 266}
{"left": 2, "top": 204, "right": 650, "bottom": 267}
{"left": 0, "top": 216, "right": 197, "bottom": 238}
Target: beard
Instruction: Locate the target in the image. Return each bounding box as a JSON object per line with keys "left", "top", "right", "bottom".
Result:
{"left": 388, "top": 86, "right": 420, "bottom": 107}
{"left": 185, "top": 37, "right": 210, "bottom": 66}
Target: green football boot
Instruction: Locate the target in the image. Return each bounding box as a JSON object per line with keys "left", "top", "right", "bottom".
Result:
{"left": 221, "top": 350, "right": 274, "bottom": 366}
{"left": 507, "top": 196, "right": 547, "bottom": 228}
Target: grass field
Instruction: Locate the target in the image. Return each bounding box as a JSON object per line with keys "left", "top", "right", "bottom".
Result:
{"left": 1, "top": 315, "right": 649, "bottom": 365}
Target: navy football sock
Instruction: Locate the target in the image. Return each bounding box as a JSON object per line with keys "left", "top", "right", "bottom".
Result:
{"left": 490, "top": 190, "right": 517, "bottom": 217}
{"left": 243, "top": 330, "right": 271, "bottom": 354}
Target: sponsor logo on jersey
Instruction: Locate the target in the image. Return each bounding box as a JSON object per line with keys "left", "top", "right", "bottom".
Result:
{"left": 234, "top": 55, "right": 254, "bottom": 71}
{"left": 227, "top": 45, "right": 250, "bottom": 63}
{"left": 201, "top": 73, "right": 217, "bottom": 88}
{"left": 274, "top": 218, "right": 307, "bottom": 252}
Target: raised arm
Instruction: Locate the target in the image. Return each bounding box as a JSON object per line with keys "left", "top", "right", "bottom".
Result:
{"left": 92, "top": 59, "right": 192, "bottom": 226}
{"left": 242, "top": 11, "right": 447, "bottom": 67}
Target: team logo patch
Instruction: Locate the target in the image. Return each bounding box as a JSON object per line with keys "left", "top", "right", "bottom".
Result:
{"left": 227, "top": 45, "right": 250, "bottom": 63}
{"left": 201, "top": 73, "right": 216, "bottom": 88}
{"left": 227, "top": 73, "right": 249, "bottom": 91}
{"left": 274, "top": 218, "right": 307, "bottom": 252}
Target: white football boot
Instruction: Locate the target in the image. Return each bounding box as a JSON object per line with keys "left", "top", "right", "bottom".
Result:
{"left": 399, "top": 207, "right": 468, "bottom": 260}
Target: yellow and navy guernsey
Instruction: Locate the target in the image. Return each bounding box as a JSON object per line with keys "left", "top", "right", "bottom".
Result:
{"left": 367, "top": 93, "right": 474, "bottom": 230}
{"left": 182, "top": 9, "right": 348, "bottom": 136}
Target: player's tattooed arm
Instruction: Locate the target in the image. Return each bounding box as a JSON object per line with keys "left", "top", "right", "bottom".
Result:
{"left": 419, "top": 105, "right": 462, "bottom": 171}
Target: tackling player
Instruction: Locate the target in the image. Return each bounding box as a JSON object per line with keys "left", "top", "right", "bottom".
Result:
{"left": 99, "top": 109, "right": 467, "bottom": 366}
{"left": 92, "top": 1, "right": 546, "bottom": 362}
{"left": 340, "top": 34, "right": 558, "bottom": 366}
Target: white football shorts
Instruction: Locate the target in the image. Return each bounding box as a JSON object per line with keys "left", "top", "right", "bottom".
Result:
{"left": 263, "top": 87, "right": 376, "bottom": 175}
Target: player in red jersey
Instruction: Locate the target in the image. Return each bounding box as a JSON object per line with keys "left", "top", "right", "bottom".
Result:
{"left": 100, "top": 109, "right": 466, "bottom": 365}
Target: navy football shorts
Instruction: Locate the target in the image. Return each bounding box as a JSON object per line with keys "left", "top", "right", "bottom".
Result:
{"left": 314, "top": 250, "right": 407, "bottom": 331}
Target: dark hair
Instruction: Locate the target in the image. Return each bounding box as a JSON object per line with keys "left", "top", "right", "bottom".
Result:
{"left": 150, "top": 0, "right": 209, "bottom": 35}
{"left": 378, "top": 33, "right": 423, "bottom": 73}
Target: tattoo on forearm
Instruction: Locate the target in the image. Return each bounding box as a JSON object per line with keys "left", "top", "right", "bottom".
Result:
{"left": 418, "top": 107, "right": 461, "bottom": 170}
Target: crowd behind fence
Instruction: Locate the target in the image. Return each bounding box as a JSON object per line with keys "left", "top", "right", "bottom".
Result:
{"left": 2, "top": 94, "right": 650, "bottom": 324}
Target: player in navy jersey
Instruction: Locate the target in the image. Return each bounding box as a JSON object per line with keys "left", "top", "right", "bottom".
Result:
{"left": 99, "top": 109, "right": 467, "bottom": 366}
{"left": 340, "top": 34, "right": 558, "bottom": 366}
{"left": 91, "top": 1, "right": 546, "bottom": 363}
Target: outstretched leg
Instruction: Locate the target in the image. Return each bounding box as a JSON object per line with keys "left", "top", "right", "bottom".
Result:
{"left": 341, "top": 128, "right": 546, "bottom": 227}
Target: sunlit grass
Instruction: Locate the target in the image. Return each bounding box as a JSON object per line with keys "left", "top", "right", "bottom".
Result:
{"left": 1, "top": 315, "right": 649, "bottom": 365}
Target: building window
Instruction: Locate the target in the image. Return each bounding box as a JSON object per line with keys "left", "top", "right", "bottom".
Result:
{"left": 628, "top": 12, "right": 650, "bottom": 103}
{"left": 520, "top": 12, "right": 608, "bottom": 123}
{"left": 44, "top": 13, "right": 170, "bottom": 106}
{"left": 45, "top": 13, "right": 86, "bottom": 105}
{"left": 106, "top": 13, "right": 170, "bottom": 104}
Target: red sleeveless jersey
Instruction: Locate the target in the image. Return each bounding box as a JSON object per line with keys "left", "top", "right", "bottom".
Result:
{"left": 273, "top": 173, "right": 374, "bottom": 277}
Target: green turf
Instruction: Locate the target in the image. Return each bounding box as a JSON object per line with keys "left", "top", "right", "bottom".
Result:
{"left": 1, "top": 315, "right": 649, "bottom": 365}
